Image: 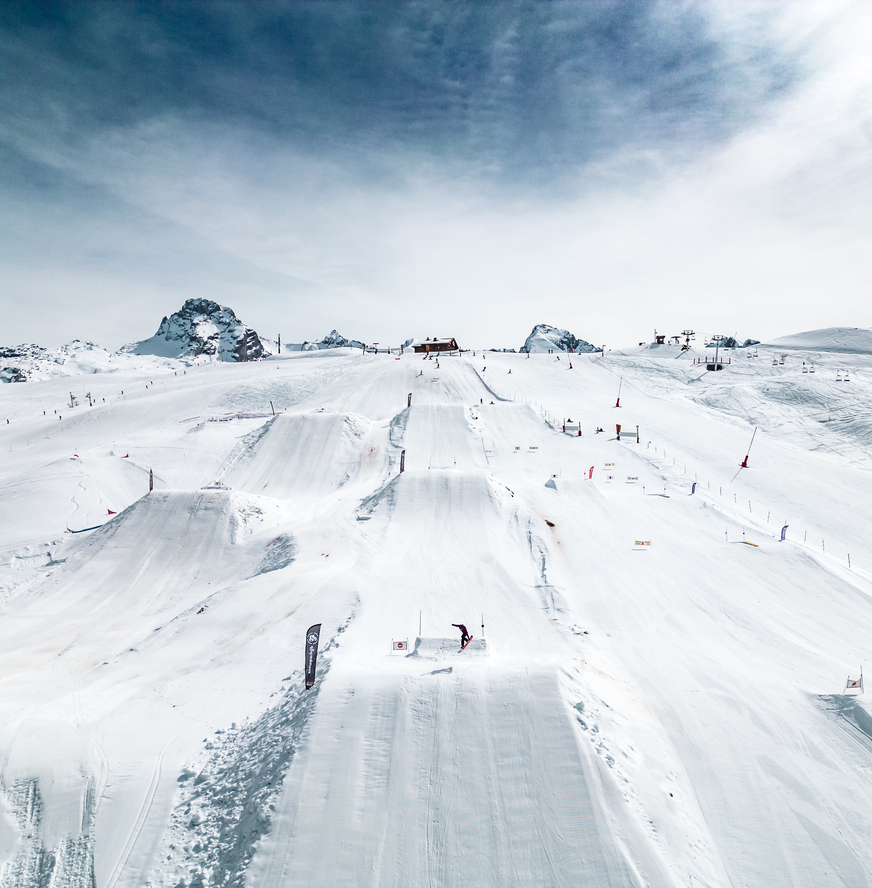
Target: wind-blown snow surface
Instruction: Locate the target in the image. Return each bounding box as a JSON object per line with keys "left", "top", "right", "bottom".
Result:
{"left": 1, "top": 338, "right": 872, "bottom": 887}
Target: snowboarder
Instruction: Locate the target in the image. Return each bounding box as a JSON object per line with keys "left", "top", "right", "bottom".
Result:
{"left": 452, "top": 623, "right": 470, "bottom": 647}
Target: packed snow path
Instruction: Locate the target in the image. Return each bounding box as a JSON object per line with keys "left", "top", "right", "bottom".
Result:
{"left": 1, "top": 338, "right": 872, "bottom": 887}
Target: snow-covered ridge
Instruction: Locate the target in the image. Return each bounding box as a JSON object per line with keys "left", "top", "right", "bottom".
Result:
{"left": 1, "top": 300, "right": 373, "bottom": 382}
{"left": 768, "top": 327, "right": 872, "bottom": 354}
{"left": 0, "top": 341, "right": 122, "bottom": 383}
{"left": 519, "top": 323, "right": 599, "bottom": 354}
{"left": 286, "top": 329, "right": 366, "bottom": 352}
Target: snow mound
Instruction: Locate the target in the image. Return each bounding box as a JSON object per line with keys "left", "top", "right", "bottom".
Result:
{"left": 221, "top": 411, "right": 370, "bottom": 502}
{"left": 767, "top": 327, "right": 872, "bottom": 354}
{"left": 123, "top": 298, "right": 270, "bottom": 362}
{"left": 519, "top": 324, "right": 598, "bottom": 354}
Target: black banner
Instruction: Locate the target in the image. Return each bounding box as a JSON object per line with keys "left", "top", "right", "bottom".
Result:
{"left": 305, "top": 623, "right": 322, "bottom": 689}
{"left": 400, "top": 449, "right": 405, "bottom": 473}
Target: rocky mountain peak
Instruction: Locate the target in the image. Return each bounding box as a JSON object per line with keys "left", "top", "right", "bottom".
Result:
{"left": 125, "top": 298, "right": 270, "bottom": 361}
{"left": 519, "top": 324, "right": 598, "bottom": 354}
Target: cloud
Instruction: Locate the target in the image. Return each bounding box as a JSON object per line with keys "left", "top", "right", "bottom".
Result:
{"left": 1, "top": 2, "right": 870, "bottom": 348}
{"left": 1, "top": 2, "right": 799, "bottom": 184}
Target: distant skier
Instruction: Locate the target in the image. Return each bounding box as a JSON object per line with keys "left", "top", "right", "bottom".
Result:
{"left": 452, "top": 623, "right": 470, "bottom": 647}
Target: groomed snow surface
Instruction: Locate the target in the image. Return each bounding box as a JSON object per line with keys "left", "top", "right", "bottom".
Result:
{"left": 1, "top": 336, "right": 872, "bottom": 888}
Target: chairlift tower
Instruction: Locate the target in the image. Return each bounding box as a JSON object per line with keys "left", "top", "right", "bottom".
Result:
{"left": 680, "top": 330, "right": 696, "bottom": 351}
{"left": 706, "top": 334, "right": 726, "bottom": 371}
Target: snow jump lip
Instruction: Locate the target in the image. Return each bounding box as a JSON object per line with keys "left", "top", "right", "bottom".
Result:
{"left": 410, "top": 636, "right": 488, "bottom": 658}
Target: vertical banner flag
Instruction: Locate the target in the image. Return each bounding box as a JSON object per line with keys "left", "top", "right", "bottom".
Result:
{"left": 616, "top": 424, "right": 622, "bottom": 440}
{"left": 780, "top": 525, "right": 788, "bottom": 541}
{"left": 400, "top": 449, "right": 406, "bottom": 473}
{"left": 408, "top": 392, "right": 412, "bottom": 408}
{"left": 305, "top": 623, "right": 322, "bottom": 689}
{"left": 691, "top": 482, "right": 697, "bottom": 495}
{"left": 588, "top": 466, "right": 594, "bottom": 480}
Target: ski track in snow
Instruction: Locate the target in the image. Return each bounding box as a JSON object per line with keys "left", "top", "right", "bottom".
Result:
{"left": 1, "top": 341, "right": 872, "bottom": 887}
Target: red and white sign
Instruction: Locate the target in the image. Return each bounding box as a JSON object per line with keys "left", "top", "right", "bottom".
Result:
{"left": 392, "top": 640, "right": 407, "bottom": 651}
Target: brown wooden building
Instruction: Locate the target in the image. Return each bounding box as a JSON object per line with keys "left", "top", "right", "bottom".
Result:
{"left": 413, "top": 338, "right": 459, "bottom": 354}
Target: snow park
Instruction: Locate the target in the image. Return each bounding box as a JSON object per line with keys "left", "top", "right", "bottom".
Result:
{"left": 1, "top": 304, "right": 872, "bottom": 888}
{"left": 4, "top": 4, "right": 872, "bottom": 885}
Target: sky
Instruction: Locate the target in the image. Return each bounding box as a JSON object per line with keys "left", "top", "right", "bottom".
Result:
{"left": 1, "top": 1, "right": 871, "bottom": 351}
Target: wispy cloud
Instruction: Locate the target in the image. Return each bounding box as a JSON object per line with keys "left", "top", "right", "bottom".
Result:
{"left": 1, "top": 2, "right": 870, "bottom": 348}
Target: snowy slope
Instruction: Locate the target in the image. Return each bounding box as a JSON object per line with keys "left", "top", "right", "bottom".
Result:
{"left": 769, "top": 327, "right": 872, "bottom": 355}
{"left": 1, "top": 337, "right": 872, "bottom": 887}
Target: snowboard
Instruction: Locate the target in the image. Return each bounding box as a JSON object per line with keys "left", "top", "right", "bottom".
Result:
{"left": 461, "top": 635, "right": 474, "bottom": 651}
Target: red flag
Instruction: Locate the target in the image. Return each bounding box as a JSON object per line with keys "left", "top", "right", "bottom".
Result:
{"left": 107, "top": 509, "right": 116, "bottom": 515}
